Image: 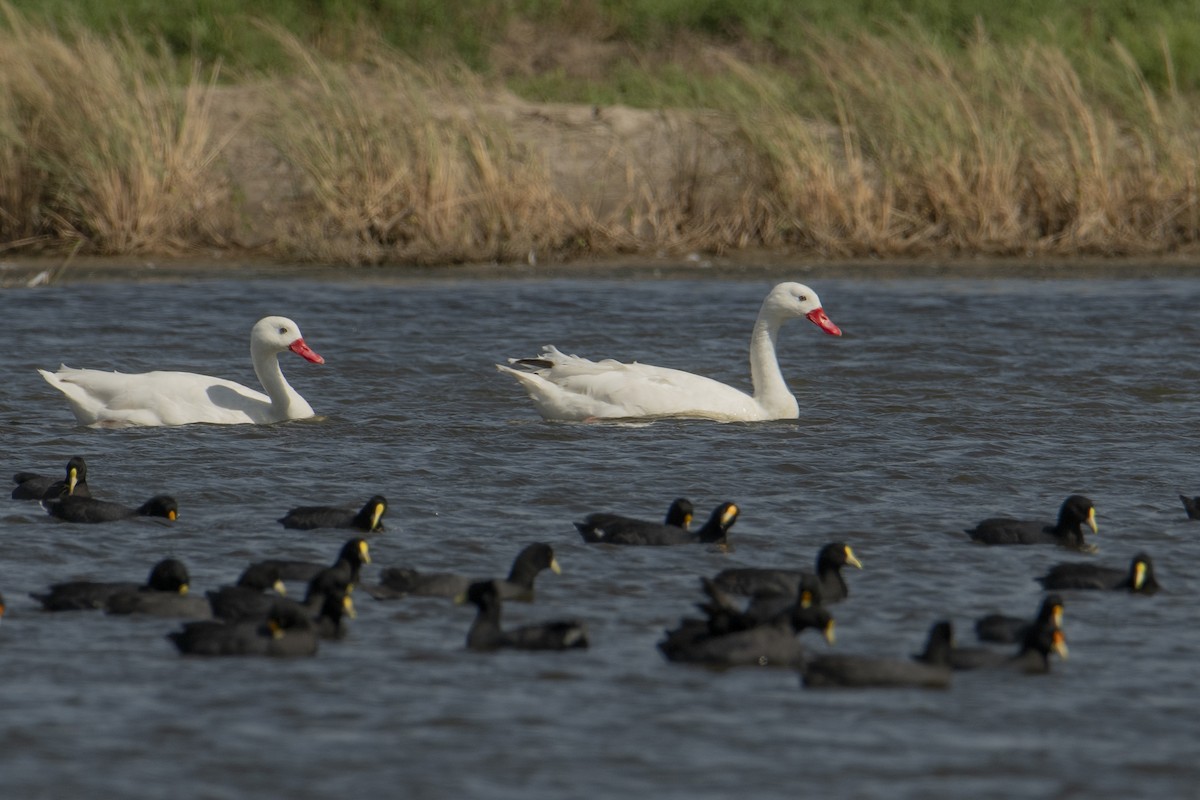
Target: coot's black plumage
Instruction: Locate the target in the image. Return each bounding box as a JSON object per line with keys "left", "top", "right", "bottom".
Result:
{"left": 103, "top": 556, "right": 206, "bottom": 618}
{"left": 663, "top": 498, "right": 694, "bottom": 529}
{"left": 458, "top": 580, "right": 588, "bottom": 652}
{"left": 278, "top": 495, "right": 387, "bottom": 532}
{"left": 801, "top": 620, "right": 954, "bottom": 689}
{"left": 1179, "top": 495, "right": 1200, "bottom": 520}
{"left": 31, "top": 558, "right": 190, "bottom": 611}
{"left": 1037, "top": 552, "right": 1160, "bottom": 594}
{"left": 43, "top": 494, "right": 177, "bottom": 524}
{"left": 918, "top": 615, "right": 1068, "bottom": 673}
{"left": 211, "top": 568, "right": 354, "bottom": 640}
{"left": 303, "top": 580, "right": 356, "bottom": 640}
{"left": 167, "top": 603, "right": 319, "bottom": 657}
{"left": 249, "top": 537, "right": 372, "bottom": 587}
{"left": 659, "top": 611, "right": 834, "bottom": 669}
{"left": 368, "top": 542, "right": 561, "bottom": 600}
{"left": 573, "top": 498, "right": 694, "bottom": 543}
{"left": 105, "top": 586, "right": 212, "bottom": 618}
{"left": 206, "top": 563, "right": 289, "bottom": 621}
{"left": 693, "top": 572, "right": 824, "bottom": 634}
{"left": 712, "top": 542, "right": 863, "bottom": 604}
{"left": 974, "top": 593, "right": 1065, "bottom": 644}
{"left": 306, "top": 537, "right": 371, "bottom": 591}
{"left": 12, "top": 456, "right": 92, "bottom": 500}
{"left": 658, "top": 594, "right": 835, "bottom": 669}
{"left": 576, "top": 501, "right": 737, "bottom": 546}
{"left": 965, "top": 494, "right": 1097, "bottom": 550}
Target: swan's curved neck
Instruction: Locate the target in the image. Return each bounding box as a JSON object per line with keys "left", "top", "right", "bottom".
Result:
{"left": 252, "top": 345, "right": 311, "bottom": 417}
{"left": 749, "top": 310, "right": 798, "bottom": 417}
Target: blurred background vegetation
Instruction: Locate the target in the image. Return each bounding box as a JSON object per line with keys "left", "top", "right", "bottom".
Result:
{"left": 3, "top": 1, "right": 1198, "bottom": 264}
{"left": 12, "top": 0, "right": 1200, "bottom": 102}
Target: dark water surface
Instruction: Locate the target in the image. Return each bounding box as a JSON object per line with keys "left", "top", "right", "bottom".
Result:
{"left": 1, "top": 271, "right": 1198, "bottom": 799}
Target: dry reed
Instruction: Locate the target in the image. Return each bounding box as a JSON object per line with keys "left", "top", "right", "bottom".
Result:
{"left": 0, "top": 4, "right": 232, "bottom": 256}
{"left": 0, "top": 8, "right": 1198, "bottom": 265}
{"left": 261, "top": 30, "right": 579, "bottom": 265}
{"left": 724, "top": 28, "right": 1200, "bottom": 257}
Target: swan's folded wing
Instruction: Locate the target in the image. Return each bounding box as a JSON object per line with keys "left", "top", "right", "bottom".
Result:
{"left": 497, "top": 346, "right": 759, "bottom": 421}
{"left": 564, "top": 363, "right": 758, "bottom": 420}
{"left": 40, "top": 366, "right": 271, "bottom": 426}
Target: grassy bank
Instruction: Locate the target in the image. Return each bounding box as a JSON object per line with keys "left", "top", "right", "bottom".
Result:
{"left": 1, "top": 3, "right": 1198, "bottom": 265}
{"left": 11, "top": 0, "right": 1200, "bottom": 96}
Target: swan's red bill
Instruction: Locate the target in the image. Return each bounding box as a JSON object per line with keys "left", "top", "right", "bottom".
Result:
{"left": 289, "top": 338, "right": 325, "bottom": 364}
{"left": 806, "top": 308, "right": 841, "bottom": 336}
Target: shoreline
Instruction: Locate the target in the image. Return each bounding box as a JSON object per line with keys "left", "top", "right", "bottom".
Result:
{"left": 3, "top": 251, "right": 1200, "bottom": 286}
{"left": 4, "top": 16, "right": 1200, "bottom": 269}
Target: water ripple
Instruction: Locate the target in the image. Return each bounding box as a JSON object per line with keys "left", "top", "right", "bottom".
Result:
{"left": 1, "top": 272, "right": 1198, "bottom": 798}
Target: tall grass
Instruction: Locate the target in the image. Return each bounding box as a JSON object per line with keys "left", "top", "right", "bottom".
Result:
{"left": 11, "top": 0, "right": 1200, "bottom": 95}
{"left": 0, "top": 5, "right": 231, "bottom": 254}
{"left": 261, "top": 32, "right": 578, "bottom": 265}
{"left": 0, "top": 7, "right": 1198, "bottom": 264}
{"left": 723, "top": 28, "right": 1200, "bottom": 256}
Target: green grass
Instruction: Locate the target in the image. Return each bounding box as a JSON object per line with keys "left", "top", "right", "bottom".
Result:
{"left": 2, "top": 1, "right": 1198, "bottom": 264}
{"left": 5, "top": 0, "right": 512, "bottom": 73}
{"left": 7, "top": 0, "right": 1200, "bottom": 98}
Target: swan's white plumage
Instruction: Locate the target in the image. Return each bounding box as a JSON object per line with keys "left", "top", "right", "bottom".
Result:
{"left": 39, "top": 316, "right": 324, "bottom": 427}
{"left": 497, "top": 282, "right": 841, "bottom": 422}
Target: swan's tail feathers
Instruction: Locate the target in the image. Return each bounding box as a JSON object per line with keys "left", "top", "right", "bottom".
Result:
{"left": 509, "top": 357, "right": 554, "bottom": 370}
{"left": 38, "top": 365, "right": 104, "bottom": 425}
{"left": 500, "top": 344, "right": 568, "bottom": 373}
{"left": 39, "top": 365, "right": 85, "bottom": 383}
{"left": 38, "top": 366, "right": 71, "bottom": 390}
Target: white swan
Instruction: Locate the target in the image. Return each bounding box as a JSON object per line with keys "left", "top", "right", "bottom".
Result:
{"left": 497, "top": 282, "right": 841, "bottom": 422}
{"left": 39, "top": 316, "right": 324, "bottom": 427}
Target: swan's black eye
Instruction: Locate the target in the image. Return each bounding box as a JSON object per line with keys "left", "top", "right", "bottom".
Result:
{"left": 278, "top": 327, "right": 288, "bottom": 335}
{"left": 797, "top": 294, "right": 807, "bottom": 302}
